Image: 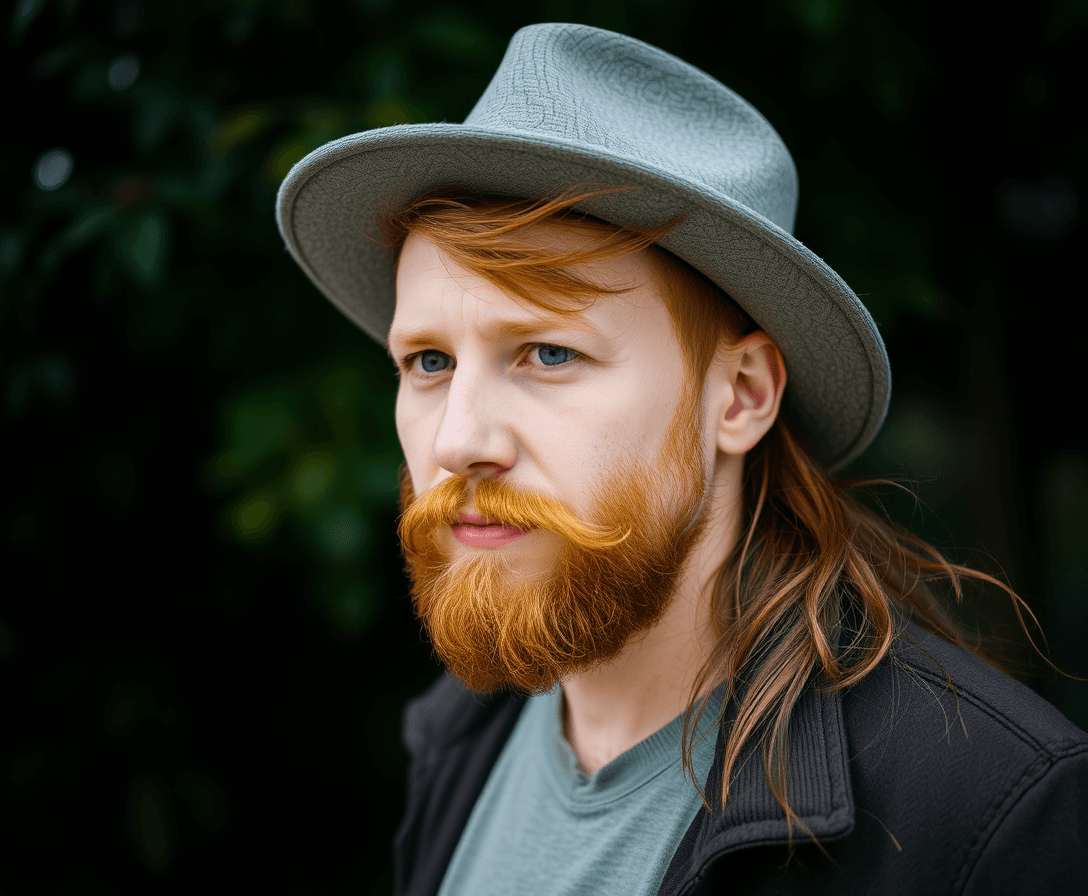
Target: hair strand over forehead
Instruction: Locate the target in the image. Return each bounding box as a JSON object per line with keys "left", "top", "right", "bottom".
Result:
{"left": 381, "top": 184, "right": 757, "bottom": 381}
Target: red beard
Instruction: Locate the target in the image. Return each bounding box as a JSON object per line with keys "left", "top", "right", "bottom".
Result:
{"left": 398, "top": 387, "right": 711, "bottom": 694}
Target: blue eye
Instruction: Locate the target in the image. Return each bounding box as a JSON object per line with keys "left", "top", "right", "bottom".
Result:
{"left": 535, "top": 344, "right": 577, "bottom": 366}
{"left": 417, "top": 351, "right": 452, "bottom": 373}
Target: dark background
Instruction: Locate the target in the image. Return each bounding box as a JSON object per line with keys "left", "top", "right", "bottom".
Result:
{"left": 3, "top": 0, "right": 1085, "bottom": 891}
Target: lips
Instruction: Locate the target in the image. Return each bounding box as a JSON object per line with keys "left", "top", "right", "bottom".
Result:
{"left": 450, "top": 513, "right": 530, "bottom": 547}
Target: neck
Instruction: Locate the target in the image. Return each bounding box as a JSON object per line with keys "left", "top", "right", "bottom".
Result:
{"left": 560, "top": 461, "right": 740, "bottom": 774}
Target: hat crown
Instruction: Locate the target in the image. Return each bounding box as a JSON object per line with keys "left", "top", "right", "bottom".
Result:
{"left": 464, "top": 23, "right": 799, "bottom": 234}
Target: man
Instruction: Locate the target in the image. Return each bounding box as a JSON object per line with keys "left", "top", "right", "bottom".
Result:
{"left": 276, "top": 23, "right": 1088, "bottom": 896}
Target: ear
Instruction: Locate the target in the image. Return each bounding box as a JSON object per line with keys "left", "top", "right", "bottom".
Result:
{"left": 709, "top": 332, "right": 787, "bottom": 457}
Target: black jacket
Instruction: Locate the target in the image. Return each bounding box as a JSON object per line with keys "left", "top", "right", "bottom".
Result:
{"left": 394, "top": 622, "right": 1088, "bottom": 895}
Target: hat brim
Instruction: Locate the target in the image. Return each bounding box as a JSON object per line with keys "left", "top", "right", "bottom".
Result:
{"left": 276, "top": 124, "right": 890, "bottom": 470}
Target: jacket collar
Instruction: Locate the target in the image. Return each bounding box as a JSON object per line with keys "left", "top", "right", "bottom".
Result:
{"left": 657, "top": 683, "right": 855, "bottom": 894}
{"left": 713, "top": 683, "right": 853, "bottom": 841}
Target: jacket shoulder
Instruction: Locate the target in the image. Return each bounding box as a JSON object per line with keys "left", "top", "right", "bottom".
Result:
{"left": 830, "top": 620, "right": 1088, "bottom": 894}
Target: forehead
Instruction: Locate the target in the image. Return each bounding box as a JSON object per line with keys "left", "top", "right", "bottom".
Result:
{"left": 390, "top": 229, "right": 673, "bottom": 346}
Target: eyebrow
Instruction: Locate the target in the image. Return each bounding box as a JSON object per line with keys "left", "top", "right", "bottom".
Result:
{"left": 386, "top": 314, "right": 602, "bottom": 356}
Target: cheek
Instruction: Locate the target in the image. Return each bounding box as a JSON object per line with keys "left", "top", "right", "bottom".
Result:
{"left": 395, "top": 390, "right": 432, "bottom": 482}
{"left": 613, "top": 384, "right": 685, "bottom": 459}
{"left": 544, "top": 411, "right": 651, "bottom": 492}
{"left": 558, "top": 381, "right": 677, "bottom": 469}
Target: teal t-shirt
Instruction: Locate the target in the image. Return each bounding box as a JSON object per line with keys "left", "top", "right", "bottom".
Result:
{"left": 436, "top": 686, "right": 719, "bottom": 896}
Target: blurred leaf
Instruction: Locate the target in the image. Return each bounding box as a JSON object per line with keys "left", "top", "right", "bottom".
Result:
{"left": 291, "top": 451, "right": 339, "bottom": 506}
{"left": 187, "top": 101, "right": 219, "bottom": 150}
{"left": 319, "top": 505, "right": 367, "bottom": 560}
{"left": 33, "top": 42, "right": 81, "bottom": 77}
{"left": 215, "top": 389, "right": 300, "bottom": 480}
{"left": 318, "top": 364, "right": 365, "bottom": 442}
{"left": 366, "top": 49, "right": 406, "bottom": 100}
{"left": 195, "top": 156, "right": 235, "bottom": 201}
{"left": 231, "top": 491, "right": 280, "bottom": 541}
{"left": 1045, "top": 1, "right": 1088, "bottom": 42}
{"left": 6, "top": 353, "right": 75, "bottom": 416}
{"left": 265, "top": 136, "right": 311, "bottom": 185}
{"left": 859, "top": 9, "right": 925, "bottom": 122}
{"left": 176, "top": 770, "right": 228, "bottom": 834}
{"left": 353, "top": 458, "right": 401, "bottom": 499}
{"left": 10, "top": 0, "right": 48, "bottom": 40}
{"left": 107, "top": 53, "right": 141, "bottom": 92}
{"left": 299, "top": 104, "right": 351, "bottom": 138}
{"left": 363, "top": 97, "right": 414, "bottom": 127}
{"left": 113, "top": 210, "right": 170, "bottom": 287}
{"left": 131, "top": 81, "right": 182, "bottom": 152}
{"left": 66, "top": 206, "right": 119, "bottom": 243}
{"left": 867, "top": 53, "right": 911, "bottom": 119}
{"left": 40, "top": 205, "right": 118, "bottom": 269}
{"left": 794, "top": 0, "right": 845, "bottom": 34}
{"left": 211, "top": 107, "right": 274, "bottom": 154}
{"left": 129, "top": 775, "right": 176, "bottom": 874}
{"left": 211, "top": 357, "right": 399, "bottom": 566}
{"left": 901, "top": 277, "right": 948, "bottom": 321}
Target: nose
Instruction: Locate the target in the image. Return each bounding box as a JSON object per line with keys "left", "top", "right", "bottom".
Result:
{"left": 431, "top": 366, "right": 517, "bottom": 479}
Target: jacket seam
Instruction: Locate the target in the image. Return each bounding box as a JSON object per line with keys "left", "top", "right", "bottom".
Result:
{"left": 951, "top": 744, "right": 1088, "bottom": 894}
{"left": 895, "top": 659, "right": 1076, "bottom": 755}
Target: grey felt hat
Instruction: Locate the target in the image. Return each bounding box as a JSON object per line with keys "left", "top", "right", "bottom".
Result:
{"left": 276, "top": 22, "right": 890, "bottom": 469}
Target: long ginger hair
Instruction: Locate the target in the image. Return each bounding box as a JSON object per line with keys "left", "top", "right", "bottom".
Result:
{"left": 380, "top": 184, "right": 1045, "bottom": 835}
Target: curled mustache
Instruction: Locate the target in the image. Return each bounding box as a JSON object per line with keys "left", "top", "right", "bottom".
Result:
{"left": 398, "top": 475, "right": 631, "bottom": 556}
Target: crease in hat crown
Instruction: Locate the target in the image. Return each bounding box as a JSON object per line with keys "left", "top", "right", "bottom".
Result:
{"left": 276, "top": 22, "right": 891, "bottom": 470}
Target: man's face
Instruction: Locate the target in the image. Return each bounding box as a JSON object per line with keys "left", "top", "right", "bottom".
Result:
{"left": 389, "top": 228, "right": 714, "bottom": 692}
